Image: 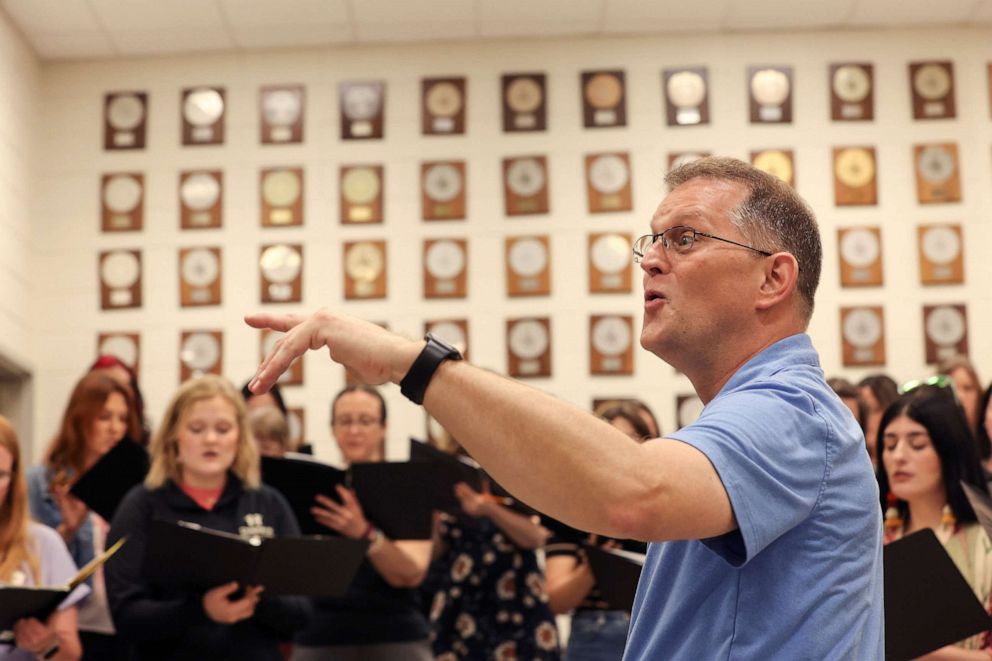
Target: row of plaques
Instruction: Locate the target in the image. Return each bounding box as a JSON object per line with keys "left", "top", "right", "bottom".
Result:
{"left": 97, "top": 140, "right": 965, "bottom": 236}
{"left": 840, "top": 304, "right": 971, "bottom": 366}
{"left": 837, "top": 224, "right": 965, "bottom": 287}
{"left": 96, "top": 232, "right": 637, "bottom": 309}
{"left": 102, "top": 60, "right": 972, "bottom": 150}
{"left": 100, "top": 154, "right": 628, "bottom": 233}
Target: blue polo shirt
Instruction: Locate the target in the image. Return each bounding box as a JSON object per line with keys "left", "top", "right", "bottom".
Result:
{"left": 624, "top": 334, "right": 883, "bottom": 660}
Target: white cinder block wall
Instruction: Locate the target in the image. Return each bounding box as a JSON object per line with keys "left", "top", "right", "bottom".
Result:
{"left": 11, "top": 27, "right": 992, "bottom": 462}
{"left": 0, "top": 10, "right": 40, "bottom": 439}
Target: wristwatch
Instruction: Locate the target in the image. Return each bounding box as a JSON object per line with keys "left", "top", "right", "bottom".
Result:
{"left": 399, "top": 333, "right": 463, "bottom": 405}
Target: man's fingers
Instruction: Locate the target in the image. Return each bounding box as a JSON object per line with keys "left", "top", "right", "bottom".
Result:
{"left": 243, "top": 312, "right": 306, "bottom": 333}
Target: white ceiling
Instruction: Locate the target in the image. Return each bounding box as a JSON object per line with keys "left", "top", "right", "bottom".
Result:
{"left": 3, "top": 0, "right": 992, "bottom": 62}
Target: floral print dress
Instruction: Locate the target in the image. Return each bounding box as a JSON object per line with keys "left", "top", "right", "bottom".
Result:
{"left": 429, "top": 514, "right": 560, "bottom": 661}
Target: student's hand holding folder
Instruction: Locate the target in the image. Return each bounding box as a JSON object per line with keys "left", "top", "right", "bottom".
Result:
{"left": 312, "top": 485, "right": 370, "bottom": 539}
{"left": 202, "top": 582, "right": 263, "bottom": 624}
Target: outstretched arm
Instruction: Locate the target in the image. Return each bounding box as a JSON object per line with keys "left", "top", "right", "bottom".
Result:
{"left": 246, "top": 309, "right": 734, "bottom": 542}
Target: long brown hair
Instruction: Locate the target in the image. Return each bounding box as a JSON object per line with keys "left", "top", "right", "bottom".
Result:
{"left": 145, "top": 375, "right": 260, "bottom": 489}
{"left": 45, "top": 372, "right": 138, "bottom": 475}
{"left": 0, "top": 416, "right": 39, "bottom": 583}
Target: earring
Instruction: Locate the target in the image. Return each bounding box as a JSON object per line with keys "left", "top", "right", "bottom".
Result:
{"left": 884, "top": 492, "right": 904, "bottom": 532}
{"left": 941, "top": 504, "right": 957, "bottom": 530}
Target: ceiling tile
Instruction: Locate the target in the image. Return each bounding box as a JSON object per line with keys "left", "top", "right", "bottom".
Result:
{"left": 479, "top": 19, "right": 599, "bottom": 38}
{"left": 724, "top": 0, "right": 856, "bottom": 29}
{"left": 89, "top": 0, "right": 227, "bottom": 31}
{"left": 478, "top": 0, "right": 603, "bottom": 24}
{"left": 0, "top": 0, "right": 101, "bottom": 32}
{"left": 352, "top": 0, "right": 473, "bottom": 23}
{"left": 356, "top": 20, "right": 476, "bottom": 42}
{"left": 968, "top": 0, "right": 992, "bottom": 22}
{"left": 232, "top": 23, "right": 354, "bottom": 49}
{"left": 219, "top": 0, "right": 349, "bottom": 28}
{"left": 602, "top": 0, "right": 728, "bottom": 32}
{"left": 847, "top": 0, "right": 976, "bottom": 25}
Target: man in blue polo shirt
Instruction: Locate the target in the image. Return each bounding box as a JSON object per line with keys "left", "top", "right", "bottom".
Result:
{"left": 247, "top": 156, "right": 884, "bottom": 659}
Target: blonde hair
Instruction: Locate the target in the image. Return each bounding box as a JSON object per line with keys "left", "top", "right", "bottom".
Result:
{"left": 145, "top": 375, "right": 260, "bottom": 489}
{"left": 247, "top": 406, "right": 291, "bottom": 451}
{"left": 0, "top": 416, "right": 39, "bottom": 583}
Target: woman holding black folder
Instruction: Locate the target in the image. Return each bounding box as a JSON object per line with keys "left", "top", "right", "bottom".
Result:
{"left": 879, "top": 386, "right": 992, "bottom": 656}
{"left": 545, "top": 403, "right": 650, "bottom": 661}
{"left": 291, "top": 385, "right": 433, "bottom": 661}
{"left": 105, "top": 375, "right": 309, "bottom": 661}
{"left": 27, "top": 372, "right": 140, "bottom": 660}
{"left": 1, "top": 415, "right": 86, "bottom": 661}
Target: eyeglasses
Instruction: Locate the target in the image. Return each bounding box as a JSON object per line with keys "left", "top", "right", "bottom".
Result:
{"left": 333, "top": 416, "right": 381, "bottom": 429}
{"left": 632, "top": 225, "right": 773, "bottom": 263}
{"left": 899, "top": 374, "right": 955, "bottom": 396}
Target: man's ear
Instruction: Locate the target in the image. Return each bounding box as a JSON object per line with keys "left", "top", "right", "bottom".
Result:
{"left": 754, "top": 252, "right": 799, "bottom": 312}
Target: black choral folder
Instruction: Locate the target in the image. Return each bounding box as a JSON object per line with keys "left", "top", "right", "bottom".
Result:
{"left": 584, "top": 546, "right": 645, "bottom": 612}
{"left": 0, "top": 538, "right": 124, "bottom": 634}
{"left": 884, "top": 527, "right": 992, "bottom": 660}
{"left": 143, "top": 520, "right": 367, "bottom": 597}
{"left": 70, "top": 438, "right": 149, "bottom": 521}
{"left": 260, "top": 456, "right": 435, "bottom": 539}
{"left": 408, "top": 438, "right": 483, "bottom": 512}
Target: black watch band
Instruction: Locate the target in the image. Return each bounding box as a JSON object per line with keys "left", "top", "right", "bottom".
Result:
{"left": 400, "top": 334, "right": 462, "bottom": 405}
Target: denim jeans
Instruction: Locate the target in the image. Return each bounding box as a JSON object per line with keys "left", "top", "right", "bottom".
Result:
{"left": 566, "top": 609, "right": 630, "bottom": 661}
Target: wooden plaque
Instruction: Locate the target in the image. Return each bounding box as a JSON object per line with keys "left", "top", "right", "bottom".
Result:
{"left": 424, "top": 239, "right": 467, "bottom": 299}
{"left": 182, "top": 87, "right": 225, "bottom": 145}
{"left": 340, "top": 165, "right": 384, "bottom": 224}
{"left": 676, "top": 394, "right": 704, "bottom": 429}
{"left": 259, "top": 244, "right": 303, "bottom": 304}
{"left": 833, "top": 147, "right": 877, "bottom": 206}
{"left": 663, "top": 67, "right": 709, "bottom": 126}
{"left": 830, "top": 63, "right": 874, "bottom": 121}
{"left": 344, "top": 240, "right": 387, "bottom": 300}
{"left": 750, "top": 149, "right": 795, "bottom": 188}
{"left": 923, "top": 304, "right": 969, "bottom": 365}
{"left": 101, "top": 173, "right": 144, "bottom": 232}
{"left": 422, "top": 77, "right": 466, "bottom": 135}
{"left": 503, "top": 155, "right": 549, "bottom": 216}
{"left": 340, "top": 80, "right": 385, "bottom": 140}
{"left": 424, "top": 319, "right": 469, "bottom": 361}
{"left": 837, "top": 227, "right": 883, "bottom": 287}
{"left": 421, "top": 161, "right": 466, "bottom": 220}
{"left": 590, "top": 314, "right": 634, "bottom": 375}
{"left": 261, "top": 329, "right": 303, "bottom": 386}
{"left": 914, "top": 143, "right": 961, "bottom": 204}
{"left": 99, "top": 249, "right": 142, "bottom": 310}
{"left": 585, "top": 153, "right": 632, "bottom": 213}
{"left": 918, "top": 223, "right": 964, "bottom": 285}
{"left": 97, "top": 332, "right": 140, "bottom": 376}
{"left": 179, "top": 247, "right": 222, "bottom": 307}
{"left": 261, "top": 167, "right": 304, "bottom": 227}
{"left": 507, "top": 317, "right": 551, "bottom": 378}
{"left": 286, "top": 407, "right": 305, "bottom": 450}
{"left": 748, "top": 66, "right": 793, "bottom": 124}
{"left": 505, "top": 235, "right": 551, "bottom": 297}
{"left": 104, "top": 91, "right": 147, "bottom": 150}
{"left": 910, "top": 61, "right": 955, "bottom": 120}
{"left": 668, "top": 152, "right": 711, "bottom": 172}
{"left": 179, "top": 330, "right": 223, "bottom": 381}
{"left": 179, "top": 170, "right": 222, "bottom": 229}
{"left": 581, "top": 70, "right": 626, "bottom": 128}
{"left": 260, "top": 84, "right": 304, "bottom": 144}
{"left": 840, "top": 306, "right": 886, "bottom": 366}
{"left": 502, "top": 73, "right": 546, "bottom": 132}
{"left": 588, "top": 232, "right": 633, "bottom": 294}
